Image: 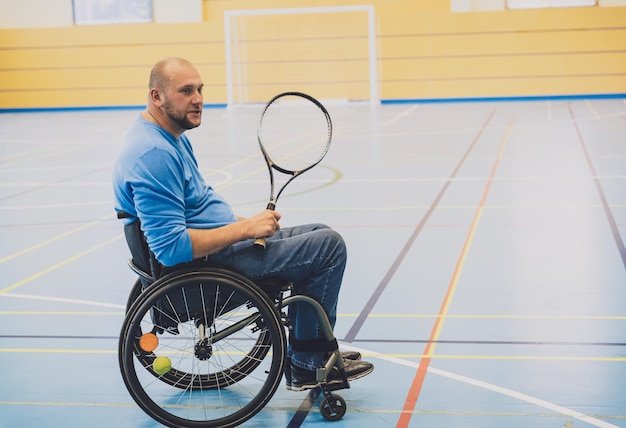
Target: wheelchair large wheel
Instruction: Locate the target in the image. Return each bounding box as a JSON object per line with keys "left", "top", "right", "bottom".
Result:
{"left": 125, "top": 278, "right": 143, "bottom": 312}
{"left": 119, "top": 266, "right": 286, "bottom": 428}
{"left": 125, "top": 275, "right": 277, "bottom": 391}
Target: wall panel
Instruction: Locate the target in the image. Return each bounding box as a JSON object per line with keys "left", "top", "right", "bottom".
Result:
{"left": 0, "top": 0, "right": 624, "bottom": 109}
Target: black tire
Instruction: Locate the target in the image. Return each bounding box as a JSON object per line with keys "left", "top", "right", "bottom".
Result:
{"left": 320, "top": 393, "right": 347, "bottom": 421}
{"left": 125, "top": 274, "right": 274, "bottom": 390}
{"left": 119, "top": 266, "right": 286, "bottom": 428}
{"left": 125, "top": 278, "right": 143, "bottom": 313}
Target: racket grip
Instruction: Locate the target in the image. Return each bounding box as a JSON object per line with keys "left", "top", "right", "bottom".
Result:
{"left": 253, "top": 201, "right": 276, "bottom": 249}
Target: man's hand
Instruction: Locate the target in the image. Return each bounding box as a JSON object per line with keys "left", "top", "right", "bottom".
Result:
{"left": 241, "top": 209, "right": 282, "bottom": 239}
{"left": 188, "top": 210, "right": 281, "bottom": 259}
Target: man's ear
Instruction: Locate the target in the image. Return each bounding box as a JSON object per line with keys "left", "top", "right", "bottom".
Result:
{"left": 149, "top": 88, "right": 163, "bottom": 106}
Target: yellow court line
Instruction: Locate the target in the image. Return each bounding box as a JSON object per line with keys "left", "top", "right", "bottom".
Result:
{"left": 1, "top": 348, "right": 624, "bottom": 362}
{"left": 0, "top": 234, "right": 123, "bottom": 295}
{"left": 0, "top": 141, "right": 84, "bottom": 167}
{"left": 199, "top": 149, "right": 269, "bottom": 192}
{"left": 212, "top": 164, "right": 266, "bottom": 192}
{"left": 0, "top": 149, "right": 260, "bottom": 266}
{"left": 0, "top": 151, "right": 262, "bottom": 265}
{"left": 0, "top": 400, "right": 623, "bottom": 422}
{"left": 398, "top": 117, "right": 514, "bottom": 427}
{"left": 281, "top": 202, "right": 626, "bottom": 212}
{"left": 0, "top": 349, "right": 248, "bottom": 358}
{"left": 0, "top": 311, "right": 123, "bottom": 316}
{"left": 585, "top": 100, "right": 600, "bottom": 119}
{"left": 341, "top": 314, "right": 626, "bottom": 320}
{"left": 0, "top": 215, "right": 115, "bottom": 264}
{"left": 420, "top": 119, "right": 513, "bottom": 358}
{"left": 382, "top": 354, "right": 626, "bottom": 362}
{"left": 2, "top": 311, "right": 623, "bottom": 320}
{"left": 0, "top": 348, "right": 117, "bottom": 354}
{"left": 0, "top": 401, "right": 137, "bottom": 408}
{"left": 202, "top": 150, "right": 262, "bottom": 177}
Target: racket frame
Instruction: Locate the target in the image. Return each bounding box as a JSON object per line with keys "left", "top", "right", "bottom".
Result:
{"left": 254, "top": 91, "right": 333, "bottom": 247}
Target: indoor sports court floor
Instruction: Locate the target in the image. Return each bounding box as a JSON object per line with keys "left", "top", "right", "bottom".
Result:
{"left": 1, "top": 98, "right": 625, "bottom": 428}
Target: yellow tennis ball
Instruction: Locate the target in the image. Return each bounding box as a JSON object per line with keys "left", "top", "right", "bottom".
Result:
{"left": 153, "top": 356, "right": 172, "bottom": 375}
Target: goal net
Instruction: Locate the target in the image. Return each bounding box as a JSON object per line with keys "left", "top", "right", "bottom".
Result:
{"left": 224, "top": 6, "right": 378, "bottom": 106}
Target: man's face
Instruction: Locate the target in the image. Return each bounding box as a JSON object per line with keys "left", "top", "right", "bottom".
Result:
{"left": 161, "top": 64, "right": 204, "bottom": 131}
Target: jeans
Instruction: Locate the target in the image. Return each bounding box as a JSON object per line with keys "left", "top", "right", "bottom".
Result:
{"left": 207, "top": 223, "right": 346, "bottom": 371}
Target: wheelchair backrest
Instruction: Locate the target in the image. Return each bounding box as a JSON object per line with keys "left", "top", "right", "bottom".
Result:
{"left": 118, "top": 211, "right": 163, "bottom": 288}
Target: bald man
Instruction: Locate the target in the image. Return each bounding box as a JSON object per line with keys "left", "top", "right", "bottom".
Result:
{"left": 113, "top": 58, "right": 373, "bottom": 391}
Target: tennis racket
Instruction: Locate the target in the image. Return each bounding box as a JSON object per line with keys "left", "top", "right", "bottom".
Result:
{"left": 253, "top": 91, "right": 333, "bottom": 248}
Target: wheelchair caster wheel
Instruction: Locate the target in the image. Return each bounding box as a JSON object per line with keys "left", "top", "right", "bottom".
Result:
{"left": 319, "top": 393, "right": 346, "bottom": 421}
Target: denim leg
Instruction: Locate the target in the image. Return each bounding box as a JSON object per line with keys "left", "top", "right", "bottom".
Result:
{"left": 207, "top": 223, "right": 347, "bottom": 371}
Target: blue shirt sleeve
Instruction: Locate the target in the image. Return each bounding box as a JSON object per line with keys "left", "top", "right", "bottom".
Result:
{"left": 130, "top": 146, "right": 194, "bottom": 266}
{"left": 113, "top": 118, "right": 238, "bottom": 267}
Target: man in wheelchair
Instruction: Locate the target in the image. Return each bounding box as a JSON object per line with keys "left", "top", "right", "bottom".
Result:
{"left": 112, "top": 57, "right": 373, "bottom": 391}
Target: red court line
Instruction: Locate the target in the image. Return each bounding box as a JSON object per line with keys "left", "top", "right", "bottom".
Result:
{"left": 397, "top": 118, "right": 514, "bottom": 427}
{"left": 343, "top": 109, "right": 497, "bottom": 344}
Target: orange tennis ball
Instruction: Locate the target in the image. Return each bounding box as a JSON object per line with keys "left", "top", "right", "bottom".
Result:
{"left": 153, "top": 356, "right": 172, "bottom": 375}
{"left": 139, "top": 333, "right": 158, "bottom": 353}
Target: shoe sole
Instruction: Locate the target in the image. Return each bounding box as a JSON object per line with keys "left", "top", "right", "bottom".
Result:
{"left": 287, "top": 366, "right": 374, "bottom": 392}
{"left": 284, "top": 352, "right": 363, "bottom": 390}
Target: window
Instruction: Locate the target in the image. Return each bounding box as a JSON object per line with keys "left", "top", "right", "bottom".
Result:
{"left": 73, "top": 0, "right": 152, "bottom": 25}
{"left": 507, "top": 0, "right": 597, "bottom": 8}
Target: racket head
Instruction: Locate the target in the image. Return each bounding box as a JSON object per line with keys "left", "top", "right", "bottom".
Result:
{"left": 257, "top": 92, "right": 332, "bottom": 176}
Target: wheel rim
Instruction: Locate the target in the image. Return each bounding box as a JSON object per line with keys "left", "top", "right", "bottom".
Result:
{"left": 119, "top": 269, "right": 286, "bottom": 428}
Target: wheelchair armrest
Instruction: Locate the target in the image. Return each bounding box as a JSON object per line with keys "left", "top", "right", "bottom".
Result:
{"left": 127, "top": 258, "right": 154, "bottom": 282}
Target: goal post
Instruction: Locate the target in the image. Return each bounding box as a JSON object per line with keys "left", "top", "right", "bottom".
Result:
{"left": 224, "top": 5, "right": 378, "bottom": 106}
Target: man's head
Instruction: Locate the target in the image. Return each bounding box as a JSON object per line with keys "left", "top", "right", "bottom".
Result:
{"left": 148, "top": 57, "right": 204, "bottom": 135}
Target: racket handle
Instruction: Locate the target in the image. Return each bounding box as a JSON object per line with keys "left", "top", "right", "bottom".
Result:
{"left": 253, "top": 201, "right": 276, "bottom": 249}
{"left": 253, "top": 237, "right": 267, "bottom": 248}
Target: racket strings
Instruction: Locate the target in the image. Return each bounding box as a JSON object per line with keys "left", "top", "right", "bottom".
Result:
{"left": 259, "top": 98, "right": 331, "bottom": 173}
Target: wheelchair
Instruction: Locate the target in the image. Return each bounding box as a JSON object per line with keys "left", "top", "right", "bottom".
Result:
{"left": 117, "top": 214, "right": 350, "bottom": 428}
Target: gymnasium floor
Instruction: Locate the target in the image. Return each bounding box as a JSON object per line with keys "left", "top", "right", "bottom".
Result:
{"left": 0, "top": 98, "right": 625, "bottom": 427}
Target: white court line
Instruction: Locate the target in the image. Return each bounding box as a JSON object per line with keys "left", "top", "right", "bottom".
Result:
{"left": 0, "top": 183, "right": 111, "bottom": 187}
{"left": 200, "top": 168, "right": 234, "bottom": 188}
{"left": 0, "top": 293, "right": 619, "bottom": 427}
{"left": 546, "top": 100, "right": 552, "bottom": 121}
{"left": 1, "top": 175, "right": 624, "bottom": 195}
{"left": 381, "top": 105, "right": 420, "bottom": 128}
{"left": 0, "top": 201, "right": 112, "bottom": 210}
{"left": 585, "top": 100, "right": 600, "bottom": 119}
{"left": 339, "top": 343, "right": 619, "bottom": 428}
{"left": 335, "top": 176, "right": 626, "bottom": 183}
{"left": 0, "top": 292, "right": 125, "bottom": 309}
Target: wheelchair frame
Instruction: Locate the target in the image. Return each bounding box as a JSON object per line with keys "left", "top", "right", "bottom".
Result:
{"left": 117, "top": 215, "right": 350, "bottom": 427}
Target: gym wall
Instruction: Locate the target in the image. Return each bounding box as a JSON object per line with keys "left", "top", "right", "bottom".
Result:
{"left": 0, "top": 0, "right": 624, "bottom": 110}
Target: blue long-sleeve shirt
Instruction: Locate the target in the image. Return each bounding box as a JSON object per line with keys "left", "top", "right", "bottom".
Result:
{"left": 113, "top": 116, "right": 237, "bottom": 266}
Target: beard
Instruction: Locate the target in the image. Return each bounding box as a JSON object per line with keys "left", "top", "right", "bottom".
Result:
{"left": 162, "top": 99, "right": 202, "bottom": 130}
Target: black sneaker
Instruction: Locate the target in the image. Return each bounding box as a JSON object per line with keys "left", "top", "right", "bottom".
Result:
{"left": 288, "top": 358, "right": 374, "bottom": 392}
{"left": 338, "top": 351, "right": 362, "bottom": 361}
{"left": 284, "top": 351, "right": 362, "bottom": 389}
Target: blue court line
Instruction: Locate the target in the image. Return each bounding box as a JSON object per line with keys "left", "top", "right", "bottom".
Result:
{"left": 342, "top": 108, "right": 497, "bottom": 343}
{"left": 382, "top": 93, "right": 626, "bottom": 104}
{"left": 286, "top": 389, "right": 321, "bottom": 427}
{"left": 4, "top": 335, "right": 624, "bottom": 348}
{"left": 2, "top": 93, "right": 623, "bottom": 113}
{"left": 0, "top": 103, "right": 227, "bottom": 114}
{"left": 353, "top": 339, "right": 626, "bottom": 346}
{"left": 569, "top": 105, "right": 626, "bottom": 271}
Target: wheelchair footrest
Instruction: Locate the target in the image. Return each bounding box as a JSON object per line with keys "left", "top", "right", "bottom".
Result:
{"left": 319, "top": 380, "right": 350, "bottom": 392}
